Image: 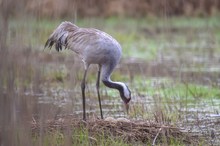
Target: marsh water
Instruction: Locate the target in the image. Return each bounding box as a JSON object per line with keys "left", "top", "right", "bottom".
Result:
{"left": 27, "top": 51, "right": 220, "bottom": 144}
{"left": 1, "top": 17, "right": 220, "bottom": 145}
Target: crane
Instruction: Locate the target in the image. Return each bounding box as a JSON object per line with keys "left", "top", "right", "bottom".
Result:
{"left": 45, "top": 21, "right": 131, "bottom": 121}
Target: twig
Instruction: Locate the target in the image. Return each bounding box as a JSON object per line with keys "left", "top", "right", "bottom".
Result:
{"left": 152, "top": 127, "right": 162, "bottom": 146}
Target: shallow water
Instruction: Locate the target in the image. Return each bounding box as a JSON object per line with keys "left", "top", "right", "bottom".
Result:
{"left": 32, "top": 93, "right": 218, "bottom": 144}
{"left": 26, "top": 21, "right": 220, "bottom": 144}
{"left": 25, "top": 54, "right": 219, "bottom": 145}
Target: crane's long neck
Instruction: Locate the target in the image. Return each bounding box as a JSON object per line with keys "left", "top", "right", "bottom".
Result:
{"left": 102, "top": 78, "right": 122, "bottom": 91}
{"left": 102, "top": 78, "right": 130, "bottom": 104}
{"left": 101, "top": 64, "right": 130, "bottom": 104}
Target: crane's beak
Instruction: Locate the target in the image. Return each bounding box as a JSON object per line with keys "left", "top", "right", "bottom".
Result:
{"left": 125, "top": 103, "right": 129, "bottom": 114}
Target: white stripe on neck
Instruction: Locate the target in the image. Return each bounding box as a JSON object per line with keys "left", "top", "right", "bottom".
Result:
{"left": 115, "top": 82, "right": 130, "bottom": 99}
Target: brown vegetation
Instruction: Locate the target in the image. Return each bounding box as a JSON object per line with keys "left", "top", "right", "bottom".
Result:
{"left": 31, "top": 117, "right": 199, "bottom": 145}
{"left": 25, "top": 0, "right": 220, "bottom": 18}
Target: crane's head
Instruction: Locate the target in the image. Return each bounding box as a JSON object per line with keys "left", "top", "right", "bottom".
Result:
{"left": 102, "top": 79, "right": 131, "bottom": 113}
{"left": 119, "top": 83, "right": 131, "bottom": 113}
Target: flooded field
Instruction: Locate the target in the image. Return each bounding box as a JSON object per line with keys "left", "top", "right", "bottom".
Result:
{"left": 25, "top": 51, "right": 220, "bottom": 145}
{"left": 1, "top": 17, "right": 220, "bottom": 145}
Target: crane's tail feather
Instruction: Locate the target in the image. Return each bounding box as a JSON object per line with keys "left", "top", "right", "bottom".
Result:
{"left": 44, "top": 38, "right": 54, "bottom": 49}
{"left": 44, "top": 34, "right": 66, "bottom": 52}
{"left": 44, "top": 21, "right": 78, "bottom": 52}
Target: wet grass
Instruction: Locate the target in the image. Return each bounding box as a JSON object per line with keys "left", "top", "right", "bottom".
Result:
{"left": 129, "top": 77, "right": 220, "bottom": 120}
{"left": 32, "top": 118, "right": 196, "bottom": 146}
{"left": 134, "top": 78, "right": 220, "bottom": 100}
{"left": 33, "top": 128, "right": 129, "bottom": 146}
{"left": 9, "top": 16, "right": 220, "bottom": 59}
{"left": 1, "top": 16, "right": 220, "bottom": 145}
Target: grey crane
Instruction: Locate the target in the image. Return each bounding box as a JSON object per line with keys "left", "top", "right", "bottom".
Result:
{"left": 45, "top": 21, "right": 131, "bottom": 121}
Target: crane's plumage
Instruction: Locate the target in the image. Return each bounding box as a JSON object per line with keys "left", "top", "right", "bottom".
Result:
{"left": 45, "top": 21, "right": 131, "bottom": 120}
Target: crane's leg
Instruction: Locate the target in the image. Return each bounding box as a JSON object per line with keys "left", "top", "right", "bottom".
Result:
{"left": 81, "top": 68, "right": 88, "bottom": 121}
{"left": 96, "top": 65, "right": 103, "bottom": 119}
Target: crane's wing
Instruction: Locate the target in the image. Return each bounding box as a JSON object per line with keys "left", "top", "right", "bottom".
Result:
{"left": 44, "top": 21, "right": 119, "bottom": 56}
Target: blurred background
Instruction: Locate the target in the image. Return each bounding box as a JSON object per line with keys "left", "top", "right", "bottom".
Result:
{"left": 0, "top": 0, "right": 220, "bottom": 145}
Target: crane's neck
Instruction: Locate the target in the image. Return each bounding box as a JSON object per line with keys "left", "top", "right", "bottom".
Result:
{"left": 102, "top": 77, "right": 130, "bottom": 104}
